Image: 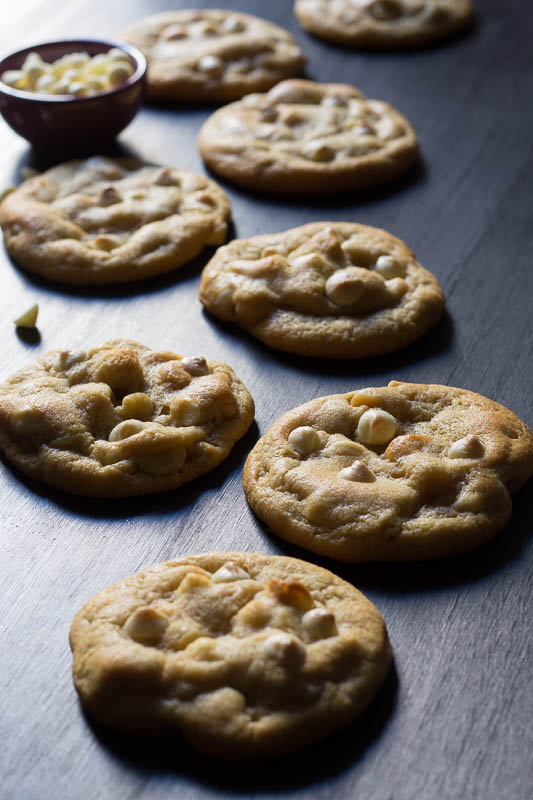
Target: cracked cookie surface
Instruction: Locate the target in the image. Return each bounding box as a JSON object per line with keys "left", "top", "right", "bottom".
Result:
{"left": 121, "top": 10, "right": 306, "bottom": 102}
{"left": 198, "top": 79, "right": 418, "bottom": 194}
{"left": 199, "top": 221, "right": 444, "bottom": 358}
{"left": 294, "top": 0, "right": 474, "bottom": 49}
{"left": 243, "top": 382, "right": 533, "bottom": 561}
{"left": 0, "top": 156, "right": 230, "bottom": 285}
{"left": 0, "top": 340, "right": 254, "bottom": 497}
{"left": 70, "top": 552, "right": 391, "bottom": 758}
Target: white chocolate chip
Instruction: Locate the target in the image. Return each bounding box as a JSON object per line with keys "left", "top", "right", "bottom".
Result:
{"left": 108, "top": 419, "right": 148, "bottom": 442}
{"left": 54, "top": 348, "right": 85, "bottom": 371}
{"left": 11, "top": 406, "right": 42, "bottom": 436}
{"left": 302, "top": 608, "right": 337, "bottom": 639}
{"left": 180, "top": 356, "right": 209, "bottom": 376}
{"left": 288, "top": 426, "right": 321, "bottom": 456}
{"left": 322, "top": 94, "right": 348, "bottom": 107}
{"left": 325, "top": 268, "right": 365, "bottom": 306}
{"left": 262, "top": 244, "right": 287, "bottom": 257}
{"left": 357, "top": 408, "right": 397, "bottom": 446}
{"left": 375, "top": 255, "right": 406, "bottom": 279}
{"left": 222, "top": 15, "right": 245, "bottom": 33}
{"left": 291, "top": 253, "right": 323, "bottom": 270}
{"left": 339, "top": 460, "right": 376, "bottom": 482}
{"left": 124, "top": 607, "right": 169, "bottom": 642}
{"left": 14, "top": 303, "right": 38, "bottom": 328}
{"left": 171, "top": 398, "right": 201, "bottom": 426}
{"left": 262, "top": 633, "right": 306, "bottom": 666}
{"left": 197, "top": 55, "right": 224, "bottom": 77}
{"left": 153, "top": 167, "right": 180, "bottom": 186}
{"left": 303, "top": 142, "right": 335, "bottom": 162}
{"left": 211, "top": 562, "right": 251, "bottom": 583}
{"left": 99, "top": 186, "right": 122, "bottom": 206}
{"left": 120, "top": 393, "right": 153, "bottom": 420}
{"left": 448, "top": 435, "right": 484, "bottom": 459}
{"left": 107, "top": 61, "right": 133, "bottom": 88}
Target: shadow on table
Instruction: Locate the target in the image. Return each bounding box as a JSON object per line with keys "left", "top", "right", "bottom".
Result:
{"left": 85, "top": 661, "right": 398, "bottom": 792}
{"left": 205, "top": 157, "right": 427, "bottom": 215}
{"left": 253, "top": 481, "right": 533, "bottom": 594}
{"left": 0, "top": 420, "right": 259, "bottom": 521}
{"left": 202, "top": 306, "right": 454, "bottom": 378}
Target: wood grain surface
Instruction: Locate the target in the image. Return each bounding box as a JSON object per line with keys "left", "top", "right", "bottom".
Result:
{"left": 0, "top": 2, "right": 532, "bottom": 799}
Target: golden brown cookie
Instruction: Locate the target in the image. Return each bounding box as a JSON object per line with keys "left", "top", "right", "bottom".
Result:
{"left": 243, "top": 382, "right": 533, "bottom": 561}
{"left": 0, "top": 340, "right": 254, "bottom": 498}
{"left": 70, "top": 552, "right": 391, "bottom": 758}
{"left": 199, "top": 222, "right": 444, "bottom": 358}
{"left": 0, "top": 157, "right": 230, "bottom": 285}
{"left": 121, "top": 10, "right": 306, "bottom": 102}
{"left": 198, "top": 79, "right": 418, "bottom": 195}
{"left": 294, "top": 0, "right": 474, "bottom": 49}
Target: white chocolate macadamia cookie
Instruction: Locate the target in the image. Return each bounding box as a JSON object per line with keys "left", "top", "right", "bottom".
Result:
{"left": 0, "top": 340, "right": 254, "bottom": 498}
{"left": 0, "top": 157, "right": 230, "bottom": 285}
{"left": 243, "top": 382, "right": 533, "bottom": 561}
{"left": 198, "top": 79, "right": 418, "bottom": 195}
{"left": 294, "top": 0, "right": 474, "bottom": 49}
{"left": 199, "top": 222, "right": 444, "bottom": 358}
{"left": 121, "top": 10, "right": 306, "bottom": 102}
{"left": 70, "top": 552, "right": 391, "bottom": 757}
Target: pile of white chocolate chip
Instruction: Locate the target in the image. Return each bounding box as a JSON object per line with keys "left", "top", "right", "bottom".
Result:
{"left": 1, "top": 48, "right": 134, "bottom": 97}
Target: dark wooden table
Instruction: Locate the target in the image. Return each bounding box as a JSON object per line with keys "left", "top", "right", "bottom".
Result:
{"left": 1, "top": 2, "right": 532, "bottom": 799}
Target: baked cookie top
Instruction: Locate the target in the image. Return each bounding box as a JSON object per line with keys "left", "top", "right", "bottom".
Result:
{"left": 121, "top": 10, "right": 306, "bottom": 102}
{"left": 198, "top": 79, "right": 418, "bottom": 195}
{"left": 70, "top": 552, "right": 391, "bottom": 758}
{"left": 0, "top": 340, "right": 254, "bottom": 498}
{"left": 0, "top": 157, "right": 230, "bottom": 285}
{"left": 294, "top": 0, "right": 474, "bottom": 49}
{"left": 199, "top": 221, "right": 444, "bottom": 358}
{"left": 243, "top": 382, "right": 533, "bottom": 561}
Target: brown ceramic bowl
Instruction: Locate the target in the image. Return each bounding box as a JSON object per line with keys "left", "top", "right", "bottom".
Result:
{"left": 0, "top": 39, "right": 146, "bottom": 151}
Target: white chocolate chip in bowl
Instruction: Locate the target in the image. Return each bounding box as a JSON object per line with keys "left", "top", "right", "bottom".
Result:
{"left": 357, "top": 408, "right": 397, "bottom": 446}
{"left": 339, "top": 460, "right": 376, "bottom": 483}
{"left": 448, "top": 435, "right": 485, "bottom": 459}
{"left": 288, "top": 426, "right": 322, "bottom": 456}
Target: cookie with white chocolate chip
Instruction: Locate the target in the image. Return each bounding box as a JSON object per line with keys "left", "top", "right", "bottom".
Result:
{"left": 70, "top": 552, "right": 391, "bottom": 757}
{"left": 294, "top": 0, "right": 474, "bottom": 49}
{"left": 0, "top": 340, "right": 254, "bottom": 498}
{"left": 243, "top": 382, "right": 533, "bottom": 561}
{"left": 121, "top": 10, "right": 306, "bottom": 102}
{"left": 198, "top": 79, "right": 418, "bottom": 195}
{"left": 0, "top": 156, "right": 230, "bottom": 285}
{"left": 199, "top": 222, "right": 443, "bottom": 358}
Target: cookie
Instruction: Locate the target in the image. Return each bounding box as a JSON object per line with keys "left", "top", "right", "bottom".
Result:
{"left": 70, "top": 552, "right": 391, "bottom": 758}
{"left": 198, "top": 79, "right": 418, "bottom": 194}
{"left": 199, "top": 221, "right": 444, "bottom": 358}
{"left": 243, "top": 382, "right": 533, "bottom": 561}
{"left": 121, "top": 10, "right": 306, "bottom": 102}
{"left": 0, "top": 156, "right": 230, "bottom": 285}
{"left": 0, "top": 340, "right": 254, "bottom": 498}
{"left": 294, "top": 0, "right": 474, "bottom": 49}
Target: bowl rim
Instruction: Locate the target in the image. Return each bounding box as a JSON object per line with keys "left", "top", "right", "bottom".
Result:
{"left": 0, "top": 38, "right": 146, "bottom": 103}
